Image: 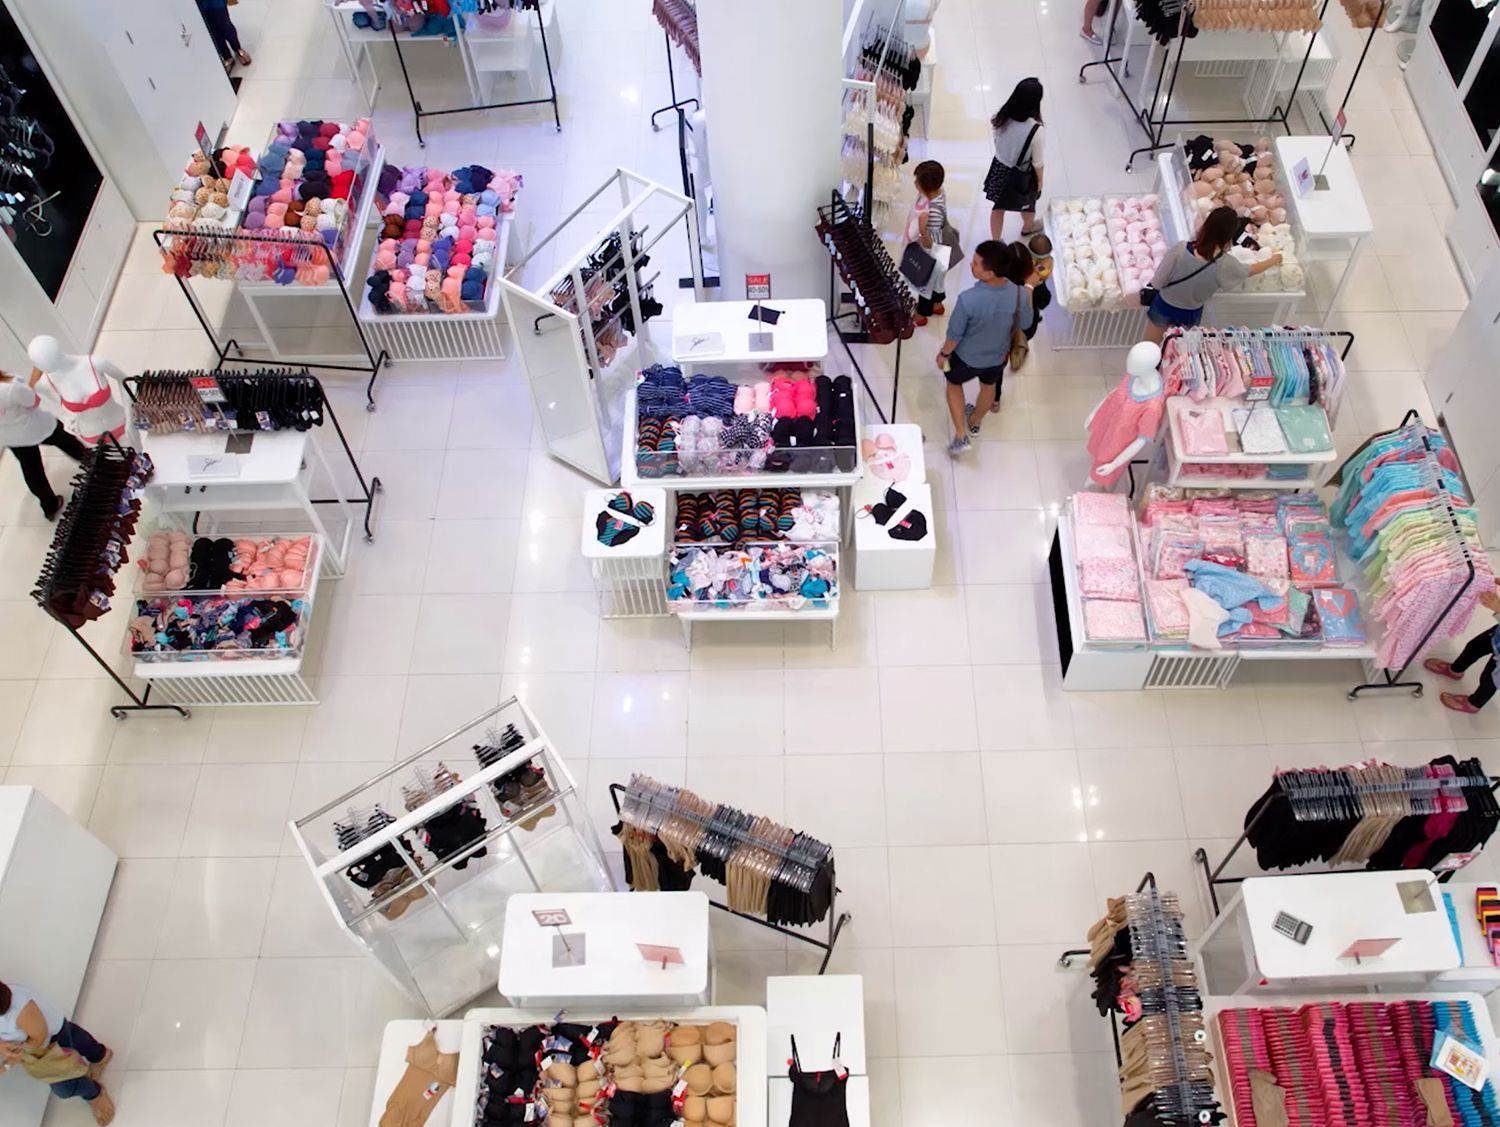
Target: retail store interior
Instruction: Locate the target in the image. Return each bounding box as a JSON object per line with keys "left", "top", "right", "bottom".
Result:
{"left": 3, "top": 0, "right": 1500, "bottom": 1125}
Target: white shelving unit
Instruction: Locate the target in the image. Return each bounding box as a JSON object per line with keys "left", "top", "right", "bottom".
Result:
{"left": 0, "top": 787, "right": 117, "bottom": 1127}
{"left": 1162, "top": 395, "right": 1337, "bottom": 489}
{"left": 289, "top": 698, "right": 613, "bottom": 1017}
{"left": 357, "top": 212, "right": 517, "bottom": 362}
{"left": 130, "top": 534, "right": 327, "bottom": 708}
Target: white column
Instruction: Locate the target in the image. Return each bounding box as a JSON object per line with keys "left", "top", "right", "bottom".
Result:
{"left": 698, "top": 0, "right": 844, "bottom": 300}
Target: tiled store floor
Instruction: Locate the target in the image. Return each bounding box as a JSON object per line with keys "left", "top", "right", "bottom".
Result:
{"left": 3, "top": 0, "right": 1495, "bottom": 1124}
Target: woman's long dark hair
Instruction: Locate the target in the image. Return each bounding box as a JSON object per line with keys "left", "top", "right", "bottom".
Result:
{"left": 991, "top": 77, "right": 1043, "bottom": 129}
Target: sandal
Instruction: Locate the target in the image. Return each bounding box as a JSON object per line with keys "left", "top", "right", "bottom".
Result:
{"left": 1441, "top": 691, "right": 1480, "bottom": 714}
{"left": 1424, "top": 658, "right": 1462, "bottom": 680}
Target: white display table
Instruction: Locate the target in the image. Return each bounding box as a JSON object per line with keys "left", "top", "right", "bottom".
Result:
{"left": 1275, "top": 135, "right": 1374, "bottom": 324}
{"left": 580, "top": 486, "right": 668, "bottom": 618}
{"left": 498, "top": 891, "right": 712, "bottom": 1010}
{"left": 0, "top": 787, "right": 117, "bottom": 1127}
{"left": 366, "top": 1020, "right": 463, "bottom": 1127}
{"left": 1195, "top": 871, "right": 1461, "bottom": 995}
{"left": 140, "top": 428, "right": 355, "bottom": 576}
{"left": 460, "top": 1006, "right": 768, "bottom": 1126}
{"left": 852, "top": 481, "right": 935, "bottom": 590}
{"left": 671, "top": 299, "right": 830, "bottom": 365}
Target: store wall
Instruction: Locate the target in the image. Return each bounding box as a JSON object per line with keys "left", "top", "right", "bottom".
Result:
{"left": 7, "top": 0, "right": 235, "bottom": 220}
{"left": 698, "top": 0, "right": 843, "bottom": 300}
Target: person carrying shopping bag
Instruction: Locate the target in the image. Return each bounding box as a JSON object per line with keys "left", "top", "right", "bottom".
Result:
{"left": 903, "top": 160, "right": 962, "bottom": 325}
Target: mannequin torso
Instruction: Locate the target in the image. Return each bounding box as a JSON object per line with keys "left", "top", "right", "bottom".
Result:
{"left": 1085, "top": 340, "right": 1164, "bottom": 487}
{"left": 27, "top": 336, "right": 127, "bottom": 445}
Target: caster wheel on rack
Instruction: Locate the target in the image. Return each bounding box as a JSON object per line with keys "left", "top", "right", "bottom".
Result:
{"left": 110, "top": 708, "right": 126, "bottom": 721}
{"left": 1412, "top": 686, "right": 1424, "bottom": 698}
{"left": 1058, "top": 955, "right": 1072, "bottom": 968}
{"left": 177, "top": 708, "right": 192, "bottom": 719}
{"left": 372, "top": 478, "right": 384, "bottom": 494}
{"left": 1347, "top": 691, "right": 1359, "bottom": 701}
{"left": 366, "top": 403, "right": 376, "bottom": 412}
{"left": 1078, "top": 74, "right": 1087, "bottom": 84}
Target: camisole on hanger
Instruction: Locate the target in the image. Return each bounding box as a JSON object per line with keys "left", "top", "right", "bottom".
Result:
{"left": 788, "top": 1033, "right": 850, "bottom": 1127}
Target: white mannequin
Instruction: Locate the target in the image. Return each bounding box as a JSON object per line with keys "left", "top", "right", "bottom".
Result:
{"left": 27, "top": 335, "right": 128, "bottom": 445}
{"left": 1084, "top": 340, "right": 1163, "bottom": 482}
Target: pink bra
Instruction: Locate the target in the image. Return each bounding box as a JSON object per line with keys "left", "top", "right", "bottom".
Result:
{"left": 46, "top": 359, "right": 111, "bottom": 413}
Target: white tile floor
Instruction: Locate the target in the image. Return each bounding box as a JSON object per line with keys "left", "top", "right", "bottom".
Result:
{"left": 3, "top": 0, "right": 1497, "bottom": 1124}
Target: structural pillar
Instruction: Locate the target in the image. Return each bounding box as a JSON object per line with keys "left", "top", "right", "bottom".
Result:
{"left": 697, "top": 0, "right": 844, "bottom": 300}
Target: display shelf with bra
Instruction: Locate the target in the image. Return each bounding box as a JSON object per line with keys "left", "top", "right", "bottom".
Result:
{"left": 610, "top": 774, "right": 852, "bottom": 974}
{"left": 290, "top": 698, "right": 610, "bottom": 1017}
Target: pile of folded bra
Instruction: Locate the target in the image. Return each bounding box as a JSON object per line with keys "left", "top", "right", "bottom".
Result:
{"left": 365, "top": 163, "right": 522, "bottom": 314}
{"left": 242, "top": 119, "right": 377, "bottom": 269}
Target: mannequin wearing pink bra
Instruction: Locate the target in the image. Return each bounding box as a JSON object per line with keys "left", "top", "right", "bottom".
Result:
{"left": 26, "top": 336, "right": 128, "bottom": 446}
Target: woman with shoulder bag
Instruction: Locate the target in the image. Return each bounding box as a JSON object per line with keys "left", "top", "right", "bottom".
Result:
{"left": 905, "top": 160, "right": 962, "bottom": 325}
{"left": 1141, "top": 206, "right": 1282, "bottom": 343}
{"left": 984, "top": 78, "right": 1045, "bottom": 241}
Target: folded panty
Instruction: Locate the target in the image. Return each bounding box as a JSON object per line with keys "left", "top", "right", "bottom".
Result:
{"left": 888, "top": 510, "right": 928, "bottom": 541}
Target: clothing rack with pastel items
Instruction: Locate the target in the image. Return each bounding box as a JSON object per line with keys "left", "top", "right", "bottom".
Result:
{"left": 1162, "top": 326, "right": 1351, "bottom": 420}
{"left": 546, "top": 228, "right": 663, "bottom": 376}
{"left": 1059, "top": 873, "right": 1224, "bottom": 1127}
{"left": 1332, "top": 412, "right": 1489, "bottom": 698}
{"left": 840, "top": 20, "right": 917, "bottom": 222}
{"left": 1194, "top": 757, "right": 1500, "bottom": 915}
{"left": 608, "top": 775, "right": 851, "bottom": 973}
{"left": 818, "top": 191, "right": 914, "bottom": 425}
{"left": 120, "top": 369, "right": 383, "bottom": 544}
{"left": 649, "top": 0, "right": 700, "bottom": 136}
{"left": 151, "top": 227, "right": 390, "bottom": 409}
{"left": 30, "top": 434, "right": 189, "bottom": 720}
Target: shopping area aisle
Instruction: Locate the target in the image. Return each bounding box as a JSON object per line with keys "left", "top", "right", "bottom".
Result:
{"left": 0, "top": 0, "right": 1491, "bottom": 1125}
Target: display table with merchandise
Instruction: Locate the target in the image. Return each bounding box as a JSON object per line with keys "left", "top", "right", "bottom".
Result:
{"left": 1432, "top": 881, "right": 1500, "bottom": 997}
{"left": 1042, "top": 193, "right": 1164, "bottom": 349}
{"left": 128, "top": 531, "right": 328, "bottom": 708}
{"left": 671, "top": 298, "right": 831, "bottom": 365}
{"left": 498, "top": 891, "right": 712, "bottom": 1010}
{"left": 1156, "top": 149, "right": 1306, "bottom": 326}
{"left": 582, "top": 485, "right": 669, "bottom": 617}
{"left": 1161, "top": 395, "right": 1339, "bottom": 489}
{"left": 1204, "top": 991, "right": 1500, "bottom": 1127}
{"left": 0, "top": 787, "right": 117, "bottom": 1127}
{"left": 458, "top": 1006, "right": 768, "bottom": 1127}
{"left": 1194, "top": 871, "right": 1462, "bottom": 996}
{"left": 367, "top": 1019, "right": 464, "bottom": 1127}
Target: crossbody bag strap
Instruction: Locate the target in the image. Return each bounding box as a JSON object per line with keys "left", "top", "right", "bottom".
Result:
{"left": 1016, "top": 122, "right": 1041, "bottom": 167}
{"left": 1160, "top": 243, "right": 1218, "bottom": 293}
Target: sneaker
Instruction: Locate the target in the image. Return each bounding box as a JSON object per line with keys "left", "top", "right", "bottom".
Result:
{"left": 964, "top": 405, "right": 980, "bottom": 436}
{"left": 947, "top": 436, "right": 971, "bottom": 457}
{"left": 1080, "top": 29, "right": 1103, "bottom": 44}
{"left": 88, "top": 1048, "right": 113, "bottom": 1083}
{"left": 1424, "top": 658, "right": 1462, "bottom": 681}
{"left": 1441, "top": 691, "right": 1480, "bottom": 714}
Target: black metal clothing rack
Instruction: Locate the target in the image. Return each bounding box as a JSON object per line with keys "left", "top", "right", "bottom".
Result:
{"left": 1344, "top": 409, "right": 1475, "bottom": 699}
{"left": 607, "top": 781, "right": 851, "bottom": 974}
{"left": 1193, "top": 774, "right": 1500, "bottom": 916}
{"left": 820, "top": 191, "right": 913, "bottom": 426}
{"left": 386, "top": 3, "right": 561, "bottom": 146}
{"left": 1058, "top": 870, "right": 1160, "bottom": 1071}
{"left": 648, "top": 12, "right": 699, "bottom": 131}
{"left": 1081, "top": 0, "right": 1381, "bottom": 171}
{"left": 120, "top": 370, "right": 383, "bottom": 543}
{"left": 31, "top": 433, "right": 189, "bottom": 721}
{"left": 152, "top": 228, "right": 390, "bottom": 410}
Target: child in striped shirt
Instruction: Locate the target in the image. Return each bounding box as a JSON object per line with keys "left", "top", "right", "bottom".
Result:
{"left": 911, "top": 160, "right": 952, "bottom": 325}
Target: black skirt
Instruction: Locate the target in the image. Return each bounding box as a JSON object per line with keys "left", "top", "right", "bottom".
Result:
{"left": 983, "top": 156, "right": 1039, "bottom": 211}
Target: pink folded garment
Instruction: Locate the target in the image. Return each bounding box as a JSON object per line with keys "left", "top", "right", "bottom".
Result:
{"left": 1079, "top": 556, "right": 1140, "bottom": 600}
{"left": 1075, "top": 522, "right": 1133, "bottom": 561}
{"left": 1073, "top": 491, "right": 1131, "bottom": 526}
{"left": 1245, "top": 534, "right": 1289, "bottom": 578}
{"left": 1146, "top": 579, "right": 1189, "bottom": 635}
{"left": 1176, "top": 405, "right": 1229, "bottom": 456}
{"left": 1084, "top": 599, "right": 1147, "bottom": 641}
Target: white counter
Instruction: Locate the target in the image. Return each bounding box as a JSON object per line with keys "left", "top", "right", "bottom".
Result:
{"left": 672, "top": 298, "right": 829, "bottom": 364}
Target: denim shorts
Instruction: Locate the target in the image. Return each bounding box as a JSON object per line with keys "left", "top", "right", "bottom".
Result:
{"left": 1147, "top": 294, "right": 1204, "bottom": 328}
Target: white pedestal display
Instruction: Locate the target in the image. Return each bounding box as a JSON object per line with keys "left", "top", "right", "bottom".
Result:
{"left": 0, "top": 787, "right": 117, "bottom": 1127}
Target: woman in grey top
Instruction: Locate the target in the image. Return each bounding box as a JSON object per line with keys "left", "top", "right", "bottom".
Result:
{"left": 983, "top": 78, "right": 1045, "bottom": 241}
{"left": 1143, "top": 207, "right": 1282, "bottom": 343}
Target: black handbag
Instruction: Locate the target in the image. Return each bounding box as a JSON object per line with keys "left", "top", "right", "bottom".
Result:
{"left": 899, "top": 241, "right": 937, "bottom": 288}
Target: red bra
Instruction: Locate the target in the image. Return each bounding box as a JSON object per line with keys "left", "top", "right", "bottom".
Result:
{"left": 46, "top": 358, "right": 111, "bottom": 412}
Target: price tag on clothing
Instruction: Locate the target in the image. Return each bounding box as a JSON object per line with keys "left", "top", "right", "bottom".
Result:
{"left": 228, "top": 170, "right": 254, "bottom": 212}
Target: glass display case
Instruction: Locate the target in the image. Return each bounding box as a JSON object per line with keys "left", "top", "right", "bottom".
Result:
{"left": 1428, "top": 0, "right": 1499, "bottom": 87}
{"left": 289, "top": 698, "right": 613, "bottom": 1016}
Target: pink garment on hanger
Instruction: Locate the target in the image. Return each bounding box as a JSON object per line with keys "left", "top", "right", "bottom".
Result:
{"left": 1087, "top": 375, "right": 1166, "bottom": 487}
